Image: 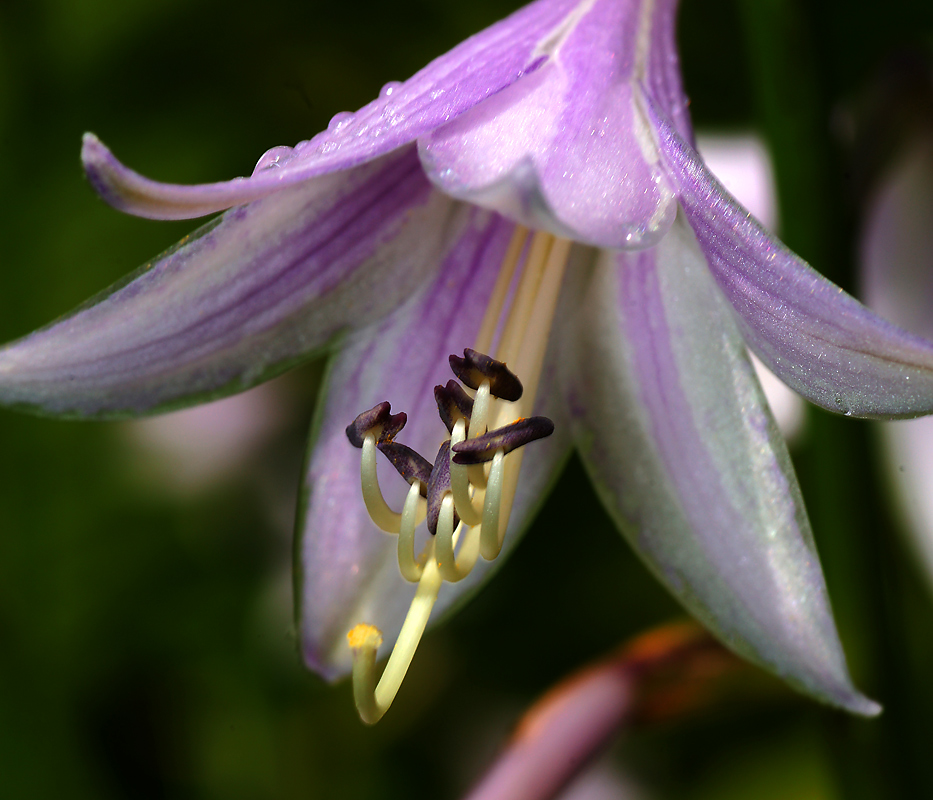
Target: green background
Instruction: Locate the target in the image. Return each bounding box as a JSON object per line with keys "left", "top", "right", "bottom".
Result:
{"left": 0, "top": 1, "right": 932, "bottom": 797}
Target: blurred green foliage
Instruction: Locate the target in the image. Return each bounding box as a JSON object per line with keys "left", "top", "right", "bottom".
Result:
{"left": 0, "top": 0, "right": 931, "bottom": 798}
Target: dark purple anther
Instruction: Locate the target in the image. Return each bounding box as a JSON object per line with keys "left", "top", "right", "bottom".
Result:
{"left": 345, "top": 401, "right": 407, "bottom": 448}
{"left": 426, "top": 440, "right": 459, "bottom": 535}
{"left": 449, "top": 349, "right": 523, "bottom": 402}
{"left": 377, "top": 442, "right": 432, "bottom": 497}
{"left": 451, "top": 416, "right": 555, "bottom": 465}
{"left": 434, "top": 380, "right": 474, "bottom": 433}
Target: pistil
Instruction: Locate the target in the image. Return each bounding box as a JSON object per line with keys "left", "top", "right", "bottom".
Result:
{"left": 345, "top": 228, "right": 573, "bottom": 723}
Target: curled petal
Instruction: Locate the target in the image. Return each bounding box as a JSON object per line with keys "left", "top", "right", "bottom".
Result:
{"left": 565, "top": 213, "right": 878, "bottom": 715}
{"left": 0, "top": 148, "right": 459, "bottom": 417}
{"left": 297, "top": 210, "right": 572, "bottom": 679}
{"left": 650, "top": 98, "right": 933, "bottom": 419}
{"left": 418, "top": 0, "right": 677, "bottom": 249}
{"left": 82, "top": 0, "right": 587, "bottom": 220}
{"left": 644, "top": 0, "right": 693, "bottom": 144}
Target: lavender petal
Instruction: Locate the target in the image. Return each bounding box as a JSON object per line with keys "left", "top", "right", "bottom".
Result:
{"left": 418, "top": 0, "right": 677, "bottom": 249}
{"left": 650, "top": 97, "right": 933, "bottom": 419}
{"left": 564, "top": 213, "right": 879, "bottom": 715}
{"left": 82, "top": 0, "right": 586, "bottom": 220}
{"left": 0, "top": 148, "right": 459, "bottom": 418}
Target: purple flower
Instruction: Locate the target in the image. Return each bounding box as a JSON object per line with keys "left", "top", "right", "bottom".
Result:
{"left": 2, "top": 0, "right": 932, "bottom": 720}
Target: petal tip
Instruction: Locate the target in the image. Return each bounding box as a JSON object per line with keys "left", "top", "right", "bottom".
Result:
{"left": 81, "top": 132, "right": 120, "bottom": 203}
{"left": 841, "top": 692, "right": 883, "bottom": 718}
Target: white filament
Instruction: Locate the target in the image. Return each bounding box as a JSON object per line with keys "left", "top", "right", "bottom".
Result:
{"left": 397, "top": 481, "right": 427, "bottom": 582}
{"left": 349, "top": 230, "right": 573, "bottom": 723}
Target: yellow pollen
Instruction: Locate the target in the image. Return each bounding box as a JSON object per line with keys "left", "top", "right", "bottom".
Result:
{"left": 347, "top": 624, "right": 383, "bottom": 651}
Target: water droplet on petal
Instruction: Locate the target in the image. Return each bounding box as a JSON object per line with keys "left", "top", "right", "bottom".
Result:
{"left": 380, "top": 81, "right": 402, "bottom": 99}
{"left": 328, "top": 111, "right": 355, "bottom": 132}
{"left": 833, "top": 393, "right": 852, "bottom": 416}
{"left": 252, "top": 145, "right": 294, "bottom": 174}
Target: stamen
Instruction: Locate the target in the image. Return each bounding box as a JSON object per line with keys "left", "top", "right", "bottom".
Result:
{"left": 449, "top": 418, "right": 484, "bottom": 525}
{"left": 434, "top": 495, "right": 481, "bottom": 583}
{"left": 360, "top": 434, "right": 403, "bottom": 533}
{"left": 377, "top": 441, "right": 432, "bottom": 496}
{"left": 452, "top": 416, "right": 555, "bottom": 465}
{"left": 467, "top": 381, "right": 492, "bottom": 490}
{"left": 468, "top": 381, "right": 492, "bottom": 442}
{"left": 348, "top": 541, "right": 443, "bottom": 725}
{"left": 449, "top": 349, "right": 523, "bottom": 402}
{"left": 346, "top": 401, "right": 406, "bottom": 448}
{"left": 346, "top": 229, "right": 574, "bottom": 725}
{"left": 426, "top": 441, "right": 459, "bottom": 535}
{"left": 348, "top": 624, "right": 384, "bottom": 724}
{"left": 473, "top": 225, "right": 529, "bottom": 356}
{"left": 496, "top": 231, "right": 553, "bottom": 366}
{"left": 511, "top": 237, "right": 573, "bottom": 419}
{"left": 480, "top": 450, "right": 506, "bottom": 560}
{"left": 397, "top": 480, "right": 427, "bottom": 582}
{"left": 434, "top": 380, "right": 474, "bottom": 433}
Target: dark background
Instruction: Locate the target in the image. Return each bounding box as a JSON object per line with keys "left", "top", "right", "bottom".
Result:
{"left": 1, "top": 1, "right": 932, "bottom": 797}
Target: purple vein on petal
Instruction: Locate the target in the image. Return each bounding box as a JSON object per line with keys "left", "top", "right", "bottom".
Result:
{"left": 0, "top": 147, "right": 458, "bottom": 417}
{"left": 646, "top": 95, "right": 933, "bottom": 419}
{"left": 567, "top": 216, "right": 878, "bottom": 714}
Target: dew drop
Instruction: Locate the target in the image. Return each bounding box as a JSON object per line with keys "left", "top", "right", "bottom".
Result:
{"left": 252, "top": 145, "right": 294, "bottom": 174}
{"left": 833, "top": 393, "right": 852, "bottom": 416}
{"left": 380, "top": 81, "right": 403, "bottom": 99}
{"left": 328, "top": 111, "right": 355, "bottom": 132}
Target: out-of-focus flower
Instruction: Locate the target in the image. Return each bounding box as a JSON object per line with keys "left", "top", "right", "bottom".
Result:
{"left": 861, "top": 135, "right": 933, "bottom": 585}
{"left": 2, "top": 0, "right": 933, "bottom": 720}
{"left": 463, "top": 623, "right": 737, "bottom": 800}
{"left": 121, "top": 380, "right": 287, "bottom": 494}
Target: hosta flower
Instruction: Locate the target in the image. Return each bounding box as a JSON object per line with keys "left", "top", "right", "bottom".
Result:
{"left": 3, "top": 0, "right": 933, "bottom": 722}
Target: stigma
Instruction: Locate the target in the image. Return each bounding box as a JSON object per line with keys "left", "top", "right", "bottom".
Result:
{"left": 344, "top": 228, "right": 573, "bottom": 724}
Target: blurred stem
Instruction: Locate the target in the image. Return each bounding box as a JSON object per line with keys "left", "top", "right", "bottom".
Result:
{"left": 736, "top": 1, "right": 924, "bottom": 798}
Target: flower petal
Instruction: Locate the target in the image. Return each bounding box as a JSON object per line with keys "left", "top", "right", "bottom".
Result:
{"left": 644, "top": 0, "right": 693, "bottom": 144}
{"left": 297, "top": 211, "right": 572, "bottom": 680}
{"left": 417, "top": 0, "right": 677, "bottom": 249}
{"left": 565, "top": 213, "right": 878, "bottom": 714}
{"left": 83, "top": 0, "right": 590, "bottom": 220}
{"left": 0, "top": 147, "right": 459, "bottom": 417}
{"left": 650, "top": 100, "right": 933, "bottom": 419}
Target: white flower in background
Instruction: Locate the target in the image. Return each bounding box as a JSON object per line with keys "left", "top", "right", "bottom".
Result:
{"left": 861, "top": 136, "right": 933, "bottom": 586}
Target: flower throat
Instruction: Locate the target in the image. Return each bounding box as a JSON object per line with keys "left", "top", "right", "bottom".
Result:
{"left": 345, "top": 228, "right": 572, "bottom": 724}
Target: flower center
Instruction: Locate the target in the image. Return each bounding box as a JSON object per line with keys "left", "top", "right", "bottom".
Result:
{"left": 345, "top": 228, "right": 573, "bottom": 724}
